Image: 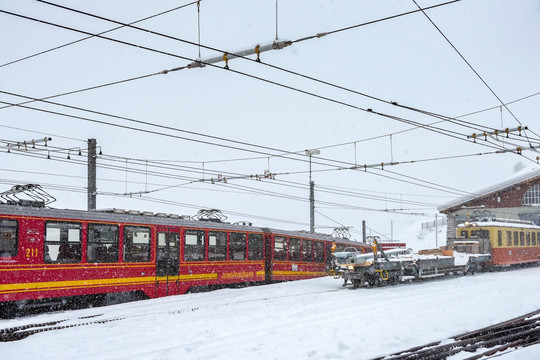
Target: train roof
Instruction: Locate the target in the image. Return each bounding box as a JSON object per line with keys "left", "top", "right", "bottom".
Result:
{"left": 0, "top": 204, "right": 360, "bottom": 242}
{"left": 457, "top": 219, "right": 540, "bottom": 230}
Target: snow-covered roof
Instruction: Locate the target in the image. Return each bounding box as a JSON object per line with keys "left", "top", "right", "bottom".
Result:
{"left": 438, "top": 166, "right": 540, "bottom": 212}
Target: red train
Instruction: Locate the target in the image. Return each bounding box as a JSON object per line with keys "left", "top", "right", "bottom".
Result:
{"left": 0, "top": 203, "right": 369, "bottom": 317}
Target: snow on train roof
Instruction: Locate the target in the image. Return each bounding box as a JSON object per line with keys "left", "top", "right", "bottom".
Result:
{"left": 438, "top": 166, "right": 540, "bottom": 212}
{"left": 457, "top": 219, "right": 540, "bottom": 229}
{"left": 0, "top": 203, "right": 355, "bottom": 241}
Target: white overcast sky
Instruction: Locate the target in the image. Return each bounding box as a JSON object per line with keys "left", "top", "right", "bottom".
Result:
{"left": 1, "top": 0, "right": 539, "bottom": 240}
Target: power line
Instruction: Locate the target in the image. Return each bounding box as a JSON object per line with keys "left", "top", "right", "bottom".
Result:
{"left": 2, "top": 6, "right": 532, "bottom": 157}
{"left": 411, "top": 0, "right": 532, "bottom": 145}
{"left": 0, "top": 1, "right": 200, "bottom": 69}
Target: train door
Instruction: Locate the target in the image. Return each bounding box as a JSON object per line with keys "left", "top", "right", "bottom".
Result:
{"left": 156, "top": 228, "right": 180, "bottom": 296}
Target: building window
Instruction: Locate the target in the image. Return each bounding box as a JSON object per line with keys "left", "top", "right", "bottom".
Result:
{"left": 522, "top": 184, "right": 540, "bottom": 205}
{"left": 0, "top": 219, "right": 18, "bottom": 258}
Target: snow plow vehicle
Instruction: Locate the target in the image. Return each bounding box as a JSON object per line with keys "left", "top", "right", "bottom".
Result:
{"left": 332, "top": 239, "right": 491, "bottom": 288}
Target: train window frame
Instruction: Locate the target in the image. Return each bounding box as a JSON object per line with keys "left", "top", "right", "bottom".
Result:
{"left": 497, "top": 230, "right": 502, "bottom": 247}
{"left": 526, "top": 232, "right": 531, "bottom": 246}
{"left": 274, "top": 236, "right": 287, "bottom": 261}
{"left": 513, "top": 231, "right": 518, "bottom": 246}
{"left": 184, "top": 229, "right": 205, "bottom": 261}
{"left": 0, "top": 219, "right": 18, "bottom": 258}
{"left": 230, "top": 232, "right": 246, "bottom": 261}
{"left": 505, "top": 231, "right": 512, "bottom": 246}
{"left": 87, "top": 223, "right": 119, "bottom": 263}
{"left": 44, "top": 221, "right": 82, "bottom": 264}
{"left": 248, "top": 233, "right": 264, "bottom": 261}
{"left": 313, "top": 241, "right": 324, "bottom": 263}
{"left": 289, "top": 238, "right": 300, "bottom": 262}
{"left": 301, "top": 239, "right": 313, "bottom": 262}
{"left": 519, "top": 232, "right": 525, "bottom": 246}
{"left": 123, "top": 226, "right": 151, "bottom": 263}
{"left": 533, "top": 232, "right": 537, "bottom": 246}
{"left": 208, "top": 231, "right": 227, "bottom": 261}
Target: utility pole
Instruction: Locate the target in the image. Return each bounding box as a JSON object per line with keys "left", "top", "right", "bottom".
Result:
{"left": 362, "top": 220, "right": 367, "bottom": 242}
{"left": 87, "top": 138, "right": 97, "bottom": 210}
{"left": 305, "top": 149, "right": 320, "bottom": 233}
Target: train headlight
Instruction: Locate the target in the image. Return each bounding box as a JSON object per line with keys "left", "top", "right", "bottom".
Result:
{"left": 348, "top": 265, "right": 354, "bottom": 270}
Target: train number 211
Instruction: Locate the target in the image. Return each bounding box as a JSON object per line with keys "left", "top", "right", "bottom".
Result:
{"left": 26, "top": 248, "right": 39, "bottom": 258}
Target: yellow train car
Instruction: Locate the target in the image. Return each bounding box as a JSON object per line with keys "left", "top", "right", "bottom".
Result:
{"left": 456, "top": 220, "right": 540, "bottom": 265}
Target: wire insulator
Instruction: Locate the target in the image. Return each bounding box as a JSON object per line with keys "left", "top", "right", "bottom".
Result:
{"left": 255, "top": 44, "right": 261, "bottom": 62}
{"left": 223, "top": 53, "right": 229, "bottom": 69}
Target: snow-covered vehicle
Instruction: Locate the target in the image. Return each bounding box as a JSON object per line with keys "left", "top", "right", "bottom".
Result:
{"left": 333, "top": 240, "right": 491, "bottom": 288}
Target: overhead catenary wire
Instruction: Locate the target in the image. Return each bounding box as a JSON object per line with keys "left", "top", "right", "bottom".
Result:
{"left": 30, "top": 0, "right": 506, "bottom": 138}
{"left": 1, "top": 4, "right": 534, "bottom": 158}
{"left": 411, "top": 0, "right": 533, "bottom": 147}
{"left": 3, "top": 2, "right": 536, "bottom": 197}
{"left": 0, "top": 96, "right": 508, "bottom": 201}
{"left": 0, "top": 1, "right": 201, "bottom": 69}
{"left": 0, "top": 142, "right": 444, "bottom": 208}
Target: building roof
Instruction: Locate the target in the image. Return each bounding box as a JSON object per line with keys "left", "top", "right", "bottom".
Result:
{"left": 438, "top": 166, "right": 540, "bottom": 212}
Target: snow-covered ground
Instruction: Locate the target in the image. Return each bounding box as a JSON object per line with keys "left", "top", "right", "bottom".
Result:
{"left": 2, "top": 266, "right": 539, "bottom": 360}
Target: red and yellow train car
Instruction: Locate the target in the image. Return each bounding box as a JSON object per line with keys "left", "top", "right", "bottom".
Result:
{"left": 0, "top": 204, "right": 368, "bottom": 317}
{"left": 456, "top": 219, "right": 540, "bottom": 265}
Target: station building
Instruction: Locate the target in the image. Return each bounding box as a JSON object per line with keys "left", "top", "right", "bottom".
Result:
{"left": 438, "top": 168, "right": 540, "bottom": 243}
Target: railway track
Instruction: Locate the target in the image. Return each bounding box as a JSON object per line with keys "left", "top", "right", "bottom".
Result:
{"left": 372, "top": 309, "right": 540, "bottom": 360}
{"left": 0, "top": 288, "right": 339, "bottom": 342}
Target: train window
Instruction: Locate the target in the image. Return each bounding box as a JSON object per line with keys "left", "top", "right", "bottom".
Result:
{"left": 471, "top": 230, "right": 489, "bottom": 238}
{"left": 460, "top": 230, "right": 468, "bottom": 239}
{"left": 184, "top": 230, "right": 205, "bottom": 261}
{"left": 526, "top": 232, "right": 531, "bottom": 246}
{"left": 157, "top": 232, "right": 179, "bottom": 276}
{"left": 123, "top": 226, "right": 151, "bottom": 262}
{"left": 505, "top": 231, "right": 512, "bottom": 246}
{"left": 313, "top": 241, "right": 324, "bottom": 263}
{"left": 289, "top": 238, "right": 300, "bottom": 262}
{"left": 497, "top": 230, "right": 502, "bottom": 247}
{"left": 88, "top": 224, "right": 119, "bottom": 263}
{"left": 533, "top": 233, "right": 537, "bottom": 246}
{"left": 45, "top": 222, "right": 82, "bottom": 263}
{"left": 248, "top": 234, "right": 264, "bottom": 260}
{"left": 519, "top": 232, "right": 525, "bottom": 246}
{"left": 274, "top": 236, "right": 287, "bottom": 261}
{"left": 302, "top": 239, "right": 313, "bottom": 262}
{"left": 0, "top": 219, "right": 18, "bottom": 258}
{"left": 513, "top": 231, "right": 518, "bottom": 246}
{"left": 208, "top": 231, "right": 227, "bottom": 261}
{"left": 230, "top": 233, "right": 246, "bottom": 260}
